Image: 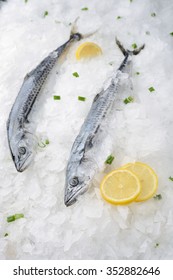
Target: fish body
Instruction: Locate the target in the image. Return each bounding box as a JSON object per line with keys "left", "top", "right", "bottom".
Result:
{"left": 64, "top": 39, "right": 144, "bottom": 206}
{"left": 7, "top": 32, "right": 82, "bottom": 172}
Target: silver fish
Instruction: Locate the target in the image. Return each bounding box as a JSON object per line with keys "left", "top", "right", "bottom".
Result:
{"left": 64, "top": 38, "right": 145, "bottom": 206}
{"left": 7, "top": 25, "right": 83, "bottom": 172}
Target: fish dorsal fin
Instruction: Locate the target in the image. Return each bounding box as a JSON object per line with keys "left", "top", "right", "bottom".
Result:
{"left": 93, "top": 93, "right": 100, "bottom": 103}
{"left": 24, "top": 69, "right": 35, "bottom": 81}
{"left": 24, "top": 73, "right": 31, "bottom": 81}
{"left": 93, "top": 89, "right": 104, "bottom": 103}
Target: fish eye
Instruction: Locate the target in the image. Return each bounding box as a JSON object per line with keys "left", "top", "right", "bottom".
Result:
{"left": 19, "top": 147, "right": 26, "bottom": 155}
{"left": 69, "top": 177, "right": 79, "bottom": 187}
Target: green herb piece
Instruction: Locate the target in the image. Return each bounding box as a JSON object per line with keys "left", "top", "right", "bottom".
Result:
{"left": 170, "top": 32, "right": 173, "bottom": 36}
{"left": 169, "top": 176, "right": 173, "bottom": 181}
{"left": 136, "top": 72, "right": 140, "bottom": 75}
{"left": 148, "top": 86, "right": 155, "bottom": 92}
{"left": 153, "top": 194, "right": 162, "bottom": 200}
{"left": 151, "top": 12, "right": 156, "bottom": 17}
{"left": 116, "top": 16, "right": 122, "bottom": 20}
{"left": 38, "top": 142, "right": 46, "bottom": 148}
{"left": 146, "top": 31, "right": 150, "bottom": 35}
{"left": 132, "top": 43, "right": 137, "bottom": 49}
{"left": 73, "top": 72, "right": 79, "bottom": 78}
{"left": 7, "top": 214, "right": 24, "bottom": 223}
{"left": 78, "top": 96, "right": 86, "bottom": 101}
{"left": 38, "top": 139, "right": 50, "bottom": 148}
{"left": 44, "top": 11, "right": 49, "bottom": 17}
{"left": 7, "top": 216, "right": 15, "bottom": 223}
{"left": 53, "top": 95, "right": 61, "bottom": 100}
{"left": 81, "top": 7, "right": 88, "bottom": 11}
{"left": 155, "top": 243, "right": 159, "bottom": 248}
{"left": 45, "top": 139, "right": 49, "bottom": 145}
{"left": 25, "top": 0, "right": 28, "bottom": 3}
{"left": 105, "top": 155, "right": 115, "bottom": 165}
{"left": 4, "top": 233, "right": 8, "bottom": 237}
{"left": 130, "top": 0, "right": 133, "bottom": 2}
{"left": 14, "top": 214, "right": 24, "bottom": 220}
{"left": 123, "top": 96, "right": 134, "bottom": 104}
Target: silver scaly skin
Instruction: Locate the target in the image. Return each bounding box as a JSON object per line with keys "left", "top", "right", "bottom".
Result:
{"left": 64, "top": 38, "right": 145, "bottom": 206}
{"left": 7, "top": 31, "right": 82, "bottom": 172}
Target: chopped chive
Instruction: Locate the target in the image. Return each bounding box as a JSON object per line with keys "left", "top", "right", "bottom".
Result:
{"left": 136, "top": 72, "right": 140, "bottom": 75}
{"left": 151, "top": 12, "right": 156, "bottom": 17}
{"left": 155, "top": 243, "right": 159, "bottom": 248}
{"left": 53, "top": 95, "right": 61, "bottom": 100}
{"left": 148, "top": 86, "right": 155, "bottom": 92}
{"left": 44, "top": 11, "right": 49, "bottom": 17}
{"left": 170, "top": 32, "right": 173, "bottom": 36}
{"left": 45, "top": 139, "right": 49, "bottom": 145}
{"left": 169, "top": 176, "right": 173, "bottom": 181}
{"left": 123, "top": 96, "right": 134, "bottom": 104}
{"left": 14, "top": 214, "right": 24, "bottom": 220}
{"left": 153, "top": 194, "right": 162, "bottom": 200}
{"left": 7, "top": 213, "right": 24, "bottom": 223}
{"left": 105, "top": 155, "right": 115, "bottom": 165}
{"left": 130, "top": 0, "right": 133, "bottom": 2}
{"left": 78, "top": 96, "right": 86, "bottom": 101}
{"left": 38, "top": 142, "right": 46, "bottom": 148}
{"left": 25, "top": 0, "right": 28, "bottom": 3}
{"left": 4, "top": 233, "right": 8, "bottom": 237}
{"left": 116, "top": 16, "right": 122, "bottom": 20}
{"left": 73, "top": 72, "right": 79, "bottom": 78}
{"left": 7, "top": 216, "right": 15, "bottom": 223}
{"left": 81, "top": 7, "right": 88, "bottom": 11}
{"left": 38, "top": 139, "right": 50, "bottom": 148}
{"left": 146, "top": 31, "right": 150, "bottom": 35}
{"left": 132, "top": 43, "right": 137, "bottom": 49}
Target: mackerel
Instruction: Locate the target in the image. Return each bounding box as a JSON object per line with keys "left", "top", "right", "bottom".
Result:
{"left": 64, "top": 38, "right": 145, "bottom": 206}
{"left": 7, "top": 23, "right": 83, "bottom": 172}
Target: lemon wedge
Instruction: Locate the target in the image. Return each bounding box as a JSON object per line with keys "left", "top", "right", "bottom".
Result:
{"left": 100, "top": 169, "right": 141, "bottom": 205}
{"left": 75, "top": 42, "right": 102, "bottom": 60}
{"left": 121, "top": 162, "right": 158, "bottom": 202}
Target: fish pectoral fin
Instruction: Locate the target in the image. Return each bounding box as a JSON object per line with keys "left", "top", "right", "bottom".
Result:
{"left": 80, "top": 156, "right": 98, "bottom": 172}
{"left": 84, "top": 124, "right": 101, "bottom": 153}
{"left": 84, "top": 134, "right": 95, "bottom": 152}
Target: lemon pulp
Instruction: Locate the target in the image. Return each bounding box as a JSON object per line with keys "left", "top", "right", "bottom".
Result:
{"left": 121, "top": 162, "right": 158, "bottom": 202}
{"left": 76, "top": 42, "right": 102, "bottom": 60}
{"left": 100, "top": 169, "right": 141, "bottom": 205}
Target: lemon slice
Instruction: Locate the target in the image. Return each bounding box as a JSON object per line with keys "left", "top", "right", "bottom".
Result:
{"left": 100, "top": 169, "right": 141, "bottom": 205}
{"left": 121, "top": 162, "right": 158, "bottom": 202}
{"left": 76, "top": 42, "right": 102, "bottom": 60}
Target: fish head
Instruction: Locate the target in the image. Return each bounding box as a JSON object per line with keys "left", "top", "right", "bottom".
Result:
{"left": 9, "top": 131, "right": 35, "bottom": 172}
{"left": 64, "top": 157, "right": 97, "bottom": 206}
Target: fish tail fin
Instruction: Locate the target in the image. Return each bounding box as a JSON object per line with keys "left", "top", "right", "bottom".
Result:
{"left": 116, "top": 37, "right": 145, "bottom": 56}
{"left": 82, "top": 28, "right": 99, "bottom": 39}
{"left": 70, "top": 17, "right": 98, "bottom": 41}
{"left": 70, "top": 17, "right": 80, "bottom": 36}
{"left": 69, "top": 17, "right": 82, "bottom": 40}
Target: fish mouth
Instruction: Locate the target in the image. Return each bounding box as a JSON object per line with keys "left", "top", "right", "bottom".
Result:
{"left": 64, "top": 195, "right": 77, "bottom": 207}
{"left": 64, "top": 186, "right": 87, "bottom": 207}
{"left": 15, "top": 153, "right": 32, "bottom": 172}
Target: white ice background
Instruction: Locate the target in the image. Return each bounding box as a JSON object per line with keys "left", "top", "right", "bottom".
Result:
{"left": 0, "top": 0, "right": 173, "bottom": 259}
